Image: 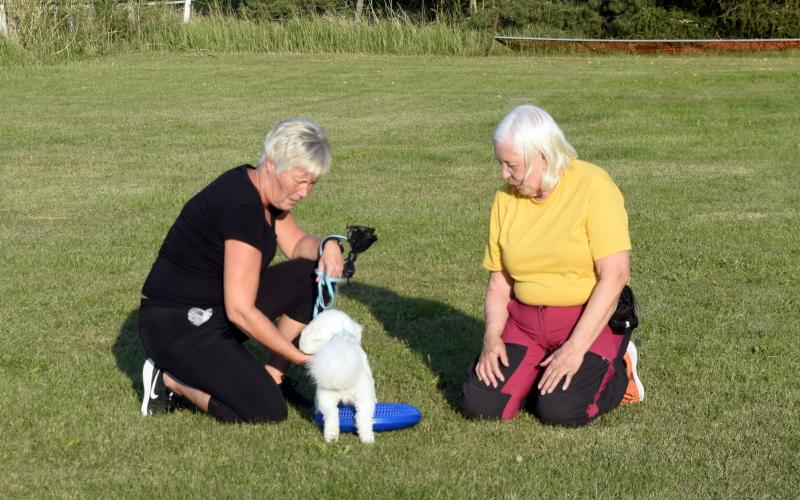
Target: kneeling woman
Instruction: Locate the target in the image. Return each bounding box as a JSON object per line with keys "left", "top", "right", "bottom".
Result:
{"left": 461, "top": 105, "right": 645, "bottom": 426}
{"left": 139, "top": 119, "right": 344, "bottom": 423}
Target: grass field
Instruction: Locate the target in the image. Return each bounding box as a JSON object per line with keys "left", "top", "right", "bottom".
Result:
{"left": 1, "top": 52, "right": 799, "bottom": 497}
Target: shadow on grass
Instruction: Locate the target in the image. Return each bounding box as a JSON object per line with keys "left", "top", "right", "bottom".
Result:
{"left": 113, "top": 309, "right": 146, "bottom": 399}
{"left": 112, "top": 284, "right": 483, "bottom": 416}
{"left": 341, "top": 283, "right": 483, "bottom": 411}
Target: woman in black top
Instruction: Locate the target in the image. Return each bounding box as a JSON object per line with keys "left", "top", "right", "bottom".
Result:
{"left": 139, "top": 119, "right": 343, "bottom": 423}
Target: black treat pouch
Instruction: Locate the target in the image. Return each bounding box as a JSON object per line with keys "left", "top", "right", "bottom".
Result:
{"left": 609, "top": 285, "right": 638, "bottom": 333}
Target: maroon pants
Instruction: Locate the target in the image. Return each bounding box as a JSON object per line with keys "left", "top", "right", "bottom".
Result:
{"left": 461, "top": 299, "right": 629, "bottom": 426}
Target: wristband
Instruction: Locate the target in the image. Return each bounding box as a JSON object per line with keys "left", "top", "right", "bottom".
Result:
{"left": 319, "top": 235, "right": 346, "bottom": 257}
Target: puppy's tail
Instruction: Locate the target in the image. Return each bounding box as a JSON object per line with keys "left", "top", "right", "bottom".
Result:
{"left": 308, "top": 340, "right": 366, "bottom": 391}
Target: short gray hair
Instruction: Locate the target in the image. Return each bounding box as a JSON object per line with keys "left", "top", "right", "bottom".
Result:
{"left": 259, "top": 119, "right": 332, "bottom": 177}
{"left": 493, "top": 105, "right": 577, "bottom": 192}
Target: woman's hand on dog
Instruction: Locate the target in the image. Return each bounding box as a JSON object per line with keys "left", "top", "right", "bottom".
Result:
{"left": 295, "top": 352, "right": 312, "bottom": 366}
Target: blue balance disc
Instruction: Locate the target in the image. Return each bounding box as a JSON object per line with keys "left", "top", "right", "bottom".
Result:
{"left": 314, "top": 402, "right": 421, "bottom": 433}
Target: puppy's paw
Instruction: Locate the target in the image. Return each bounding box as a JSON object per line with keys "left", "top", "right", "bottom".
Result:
{"left": 324, "top": 431, "right": 339, "bottom": 443}
{"left": 359, "top": 431, "right": 375, "bottom": 444}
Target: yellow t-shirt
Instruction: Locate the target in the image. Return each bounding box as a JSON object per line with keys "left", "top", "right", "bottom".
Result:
{"left": 482, "top": 160, "right": 631, "bottom": 307}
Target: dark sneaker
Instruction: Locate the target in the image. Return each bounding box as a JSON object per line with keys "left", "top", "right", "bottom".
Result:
{"left": 141, "top": 358, "right": 178, "bottom": 415}
{"left": 280, "top": 376, "right": 314, "bottom": 409}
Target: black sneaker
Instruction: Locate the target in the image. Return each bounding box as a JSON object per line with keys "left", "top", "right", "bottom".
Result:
{"left": 141, "top": 358, "right": 178, "bottom": 415}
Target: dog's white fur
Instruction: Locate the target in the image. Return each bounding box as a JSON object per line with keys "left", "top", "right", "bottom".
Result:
{"left": 299, "top": 309, "right": 376, "bottom": 444}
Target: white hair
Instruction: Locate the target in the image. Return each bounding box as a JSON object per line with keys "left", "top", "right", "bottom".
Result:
{"left": 259, "top": 119, "right": 332, "bottom": 177}
{"left": 493, "top": 105, "right": 577, "bottom": 192}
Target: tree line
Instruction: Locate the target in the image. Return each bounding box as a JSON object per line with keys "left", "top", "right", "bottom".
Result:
{"left": 209, "top": 0, "right": 799, "bottom": 38}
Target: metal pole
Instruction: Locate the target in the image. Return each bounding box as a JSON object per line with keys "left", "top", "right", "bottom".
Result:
{"left": 0, "top": 1, "right": 8, "bottom": 36}
{"left": 484, "top": 10, "right": 499, "bottom": 57}
{"left": 182, "top": 0, "right": 190, "bottom": 23}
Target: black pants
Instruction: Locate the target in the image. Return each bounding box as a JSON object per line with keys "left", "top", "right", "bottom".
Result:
{"left": 139, "top": 259, "right": 317, "bottom": 423}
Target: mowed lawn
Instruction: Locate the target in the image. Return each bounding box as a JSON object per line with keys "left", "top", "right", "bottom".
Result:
{"left": 1, "top": 51, "right": 798, "bottom": 497}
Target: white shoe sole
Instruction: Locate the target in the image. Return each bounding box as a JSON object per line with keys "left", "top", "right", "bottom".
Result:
{"left": 626, "top": 342, "right": 645, "bottom": 402}
{"left": 141, "top": 358, "right": 155, "bottom": 416}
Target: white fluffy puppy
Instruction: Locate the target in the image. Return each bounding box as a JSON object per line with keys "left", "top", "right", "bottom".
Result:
{"left": 299, "top": 309, "right": 376, "bottom": 444}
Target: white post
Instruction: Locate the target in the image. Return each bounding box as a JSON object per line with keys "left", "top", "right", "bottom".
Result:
{"left": 0, "top": 1, "right": 8, "bottom": 37}
{"left": 182, "top": 0, "right": 190, "bottom": 23}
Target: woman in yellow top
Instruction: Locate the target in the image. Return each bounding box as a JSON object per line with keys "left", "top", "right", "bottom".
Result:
{"left": 461, "top": 105, "right": 644, "bottom": 426}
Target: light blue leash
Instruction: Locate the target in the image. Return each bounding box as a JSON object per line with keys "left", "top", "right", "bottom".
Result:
{"left": 313, "top": 235, "right": 348, "bottom": 317}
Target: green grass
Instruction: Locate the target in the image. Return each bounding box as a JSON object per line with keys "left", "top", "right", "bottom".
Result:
{"left": 1, "top": 52, "right": 799, "bottom": 497}
{"left": 139, "top": 14, "right": 496, "bottom": 56}
{"left": 0, "top": 7, "right": 510, "bottom": 65}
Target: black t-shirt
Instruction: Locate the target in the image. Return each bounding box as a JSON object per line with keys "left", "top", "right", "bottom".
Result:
{"left": 142, "top": 165, "right": 283, "bottom": 306}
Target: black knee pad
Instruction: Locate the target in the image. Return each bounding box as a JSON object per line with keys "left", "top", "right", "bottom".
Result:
{"left": 534, "top": 393, "right": 591, "bottom": 427}
{"left": 460, "top": 343, "right": 527, "bottom": 420}
{"left": 210, "top": 396, "right": 289, "bottom": 424}
{"left": 247, "top": 408, "right": 288, "bottom": 424}
{"left": 240, "top": 399, "right": 288, "bottom": 424}
{"left": 460, "top": 375, "right": 510, "bottom": 420}
{"left": 533, "top": 352, "right": 610, "bottom": 427}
